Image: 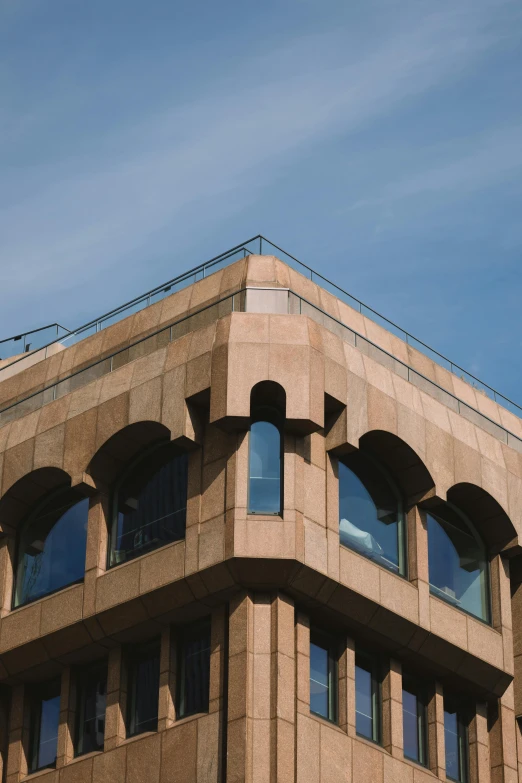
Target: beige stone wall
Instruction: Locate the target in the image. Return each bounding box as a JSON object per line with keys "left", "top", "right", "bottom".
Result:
{"left": 0, "top": 255, "right": 520, "bottom": 781}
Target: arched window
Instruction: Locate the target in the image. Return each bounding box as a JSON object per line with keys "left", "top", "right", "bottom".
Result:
{"left": 427, "top": 504, "right": 490, "bottom": 623}
{"left": 248, "top": 382, "right": 285, "bottom": 516}
{"left": 248, "top": 414, "right": 283, "bottom": 515}
{"left": 110, "top": 442, "right": 188, "bottom": 567}
{"left": 339, "top": 451, "right": 405, "bottom": 575}
{"left": 14, "top": 490, "right": 89, "bottom": 608}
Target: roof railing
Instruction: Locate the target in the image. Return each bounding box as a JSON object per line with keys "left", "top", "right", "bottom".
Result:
{"left": 0, "top": 323, "right": 69, "bottom": 361}
{"left": 0, "top": 234, "right": 520, "bottom": 419}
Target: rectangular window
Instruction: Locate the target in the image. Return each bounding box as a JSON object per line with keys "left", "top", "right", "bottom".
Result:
{"left": 402, "top": 674, "right": 428, "bottom": 766}
{"left": 126, "top": 639, "right": 161, "bottom": 737}
{"left": 355, "top": 650, "right": 380, "bottom": 743}
{"left": 309, "top": 632, "right": 337, "bottom": 722}
{"left": 75, "top": 662, "right": 107, "bottom": 756}
{"left": 444, "top": 700, "right": 468, "bottom": 782}
{"left": 178, "top": 622, "right": 211, "bottom": 718}
{"left": 29, "top": 679, "right": 61, "bottom": 772}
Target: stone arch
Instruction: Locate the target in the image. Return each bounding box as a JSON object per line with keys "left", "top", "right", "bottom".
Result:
{"left": 250, "top": 381, "right": 286, "bottom": 418}
{"left": 446, "top": 482, "right": 517, "bottom": 555}
{"left": 358, "top": 430, "right": 435, "bottom": 507}
{"left": 0, "top": 466, "right": 72, "bottom": 535}
{"left": 87, "top": 420, "right": 172, "bottom": 487}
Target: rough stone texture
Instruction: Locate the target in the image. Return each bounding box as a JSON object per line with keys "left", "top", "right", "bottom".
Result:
{"left": 0, "top": 255, "right": 520, "bottom": 781}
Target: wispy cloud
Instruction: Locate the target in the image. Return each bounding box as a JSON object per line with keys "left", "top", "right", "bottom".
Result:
{"left": 0, "top": 0, "right": 520, "bottom": 329}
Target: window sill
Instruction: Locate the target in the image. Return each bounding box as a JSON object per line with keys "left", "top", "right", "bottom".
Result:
{"left": 72, "top": 748, "right": 103, "bottom": 763}
{"left": 106, "top": 537, "right": 185, "bottom": 572}
{"left": 122, "top": 729, "right": 158, "bottom": 746}
{"left": 24, "top": 765, "right": 56, "bottom": 780}
{"left": 11, "top": 579, "right": 84, "bottom": 614}
{"left": 175, "top": 710, "right": 209, "bottom": 726}
{"left": 309, "top": 710, "right": 343, "bottom": 732}
{"left": 340, "top": 542, "right": 407, "bottom": 582}
{"left": 429, "top": 590, "right": 492, "bottom": 628}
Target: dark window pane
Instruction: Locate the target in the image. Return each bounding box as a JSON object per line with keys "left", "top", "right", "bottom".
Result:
{"left": 403, "top": 688, "right": 419, "bottom": 761}
{"left": 111, "top": 445, "right": 188, "bottom": 566}
{"left": 179, "top": 623, "right": 211, "bottom": 718}
{"left": 30, "top": 679, "right": 60, "bottom": 772}
{"left": 339, "top": 454, "right": 403, "bottom": 575}
{"left": 355, "top": 653, "right": 379, "bottom": 742}
{"left": 444, "top": 703, "right": 468, "bottom": 782}
{"left": 15, "top": 494, "right": 88, "bottom": 607}
{"left": 428, "top": 509, "right": 489, "bottom": 622}
{"left": 248, "top": 421, "right": 281, "bottom": 514}
{"left": 127, "top": 641, "right": 160, "bottom": 737}
{"left": 75, "top": 664, "right": 107, "bottom": 756}
{"left": 310, "top": 642, "right": 329, "bottom": 718}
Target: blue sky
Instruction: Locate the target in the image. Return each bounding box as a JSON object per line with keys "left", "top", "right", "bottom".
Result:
{"left": 1, "top": 0, "right": 522, "bottom": 402}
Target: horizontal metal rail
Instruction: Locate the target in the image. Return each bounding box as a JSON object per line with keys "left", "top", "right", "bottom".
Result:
{"left": 0, "top": 323, "right": 69, "bottom": 360}
{"left": 0, "top": 287, "right": 520, "bottom": 460}
{"left": 1, "top": 234, "right": 520, "bottom": 420}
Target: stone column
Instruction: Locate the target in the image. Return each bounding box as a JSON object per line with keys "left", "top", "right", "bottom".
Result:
{"left": 104, "top": 646, "right": 126, "bottom": 751}
{"left": 427, "top": 681, "right": 445, "bottom": 778}
{"left": 489, "top": 685, "right": 518, "bottom": 783}
{"left": 469, "top": 702, "right": 490, "bottom": 783}
{"left": 5, "top": 684, "right": 26, "bottom": 783}
{"left": 56, "top": 666, "right": 75, "bottom": 768}
{"left": 382, "top": 658, "right": 403, "bottom": 758}
{"left": 270, "top": 593, "right": 295, "bottom": 783}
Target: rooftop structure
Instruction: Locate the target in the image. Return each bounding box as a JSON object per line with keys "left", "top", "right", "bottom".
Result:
{"left": 0, "top": 247, "right": 520, "bottom": 783}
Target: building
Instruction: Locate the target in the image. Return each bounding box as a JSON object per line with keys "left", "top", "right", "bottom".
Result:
{"left": 0, "top": 241, "right": 521, "bottom": 783}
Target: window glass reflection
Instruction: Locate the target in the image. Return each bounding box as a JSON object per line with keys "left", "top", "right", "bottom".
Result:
{"left": 30, "top": 679, "right": 61, "bottom": 772}
{"left": 248, "top": 420, "right": 281, "bottom": 514}
{"left": 309, "top": 635, "right": 336, "bottom": 721}
{"left": 15, "top": 493, "right": 88, "bottom": 608}
{"left": 111, "top": 444, "right": 188, "bottom": 566}
{"left": 444, "top": 701, "right": 468, "bottom": 782}
{"left": 402, "top": 676, "right": 427, "bottom": 766}
{"left": 127, "top": 640, "right": 160, "bottom": 737}
{"left": 179, "top": 622, "right": 211, "bottom": 718}
{"left": 75, "top": 664, "right": 107, "bottom": 756}
{"left": 339, "top": 454, "right": 404, "bottom": 575}
{"left": 427, "top": 507, "right": 489, "bottom": 622}
{"left": 355, "top": 652, "right": 380, "bottom": 742}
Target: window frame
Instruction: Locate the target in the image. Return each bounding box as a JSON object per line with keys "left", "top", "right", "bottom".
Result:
{"left": 402, "top": 673, "right": 428, "bottom": 767}
{"left": 444, "top": 698, "right": 469, "bottom": 783}
{"left": 109, "top": 440, "right": 189, "bottom": 569}
{"left": 309, "top": 630, "right": 338, "bottom": 724}
{"left": 247, "top": 405, "right": 284, "bottom": 516}
{"left": 355, "top": 649, "right": 381, "bottom": 744}
{"left": 339, "top": 451, "right": 407, "bottom": 578}
{"left": 13, "top": 487, "right": 89, "bottom": 609}
{"left": 28, "top": 678, "right": 61, "bottom": 773}
{"left": 74, "top": 661, "right": 108, "bottom": 757}
{"left": 126, "top": 638, "right": 161, "bottom": 738}
{"left": 427, "top": 502, "right": 491, "bottom": 625}
{"left": 176, "top": 619, "right": 212, "bottom": 720}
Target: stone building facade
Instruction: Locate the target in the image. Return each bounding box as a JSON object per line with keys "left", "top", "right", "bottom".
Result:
{"left": 0, "top": 253, "right": 521, "bottom": 783}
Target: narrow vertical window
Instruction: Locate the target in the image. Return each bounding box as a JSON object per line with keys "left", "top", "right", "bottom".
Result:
{"left": 402, "top": 674, "right": 428, "bottom": 766}
{"left": 29, "top": 679, "right": 61, "bottom": 772}
{"left": 127, "top": 640, "right": 160, "bottom": 737}
{"left": 309, "top": 633, "right": 337, "bottom": 722}
{"left": 75, "top": 663, "right": 107, "bottom": 756}
{"left": 178, "top": 622, "right": 211, "bottom": 718}
{"left": 355, "top": 650, "right": 380, "bottom": 743}
{"left": 444, "top": 700, "right": 468, "bottom": 782}
{"left": 248, "top": 419, "right": 282, "bottom": 514}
